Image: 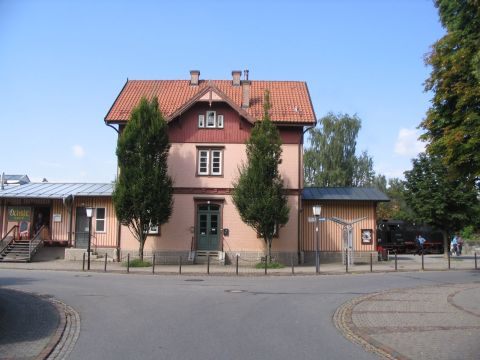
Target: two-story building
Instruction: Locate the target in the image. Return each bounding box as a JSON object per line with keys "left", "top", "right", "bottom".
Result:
{"left": 1, "top": 71, "right": 388, "bottom": 264}
{"left": 104, "top": 70, "right": 316, "bottom": 263}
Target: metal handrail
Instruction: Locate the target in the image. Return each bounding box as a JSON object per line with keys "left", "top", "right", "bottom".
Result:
{"left": 0, "top": 225, "right": 18, "bottom": 252}
{"left": 29, "top": 225, "right": 46, "bottom": 261}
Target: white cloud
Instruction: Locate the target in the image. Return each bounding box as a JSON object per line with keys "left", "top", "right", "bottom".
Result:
{"left": 394, "top": 128, "right": 425, "bottom": 157}
{"left": 375, "top": 163, "right": 408, "bottom": 180}
{"left": 72, "top": 145, "right": 86, "bottom": 159}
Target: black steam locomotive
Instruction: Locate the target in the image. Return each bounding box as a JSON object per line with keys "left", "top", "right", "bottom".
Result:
{"left": 376, "top": 220, "right": 444, "bottom": 254}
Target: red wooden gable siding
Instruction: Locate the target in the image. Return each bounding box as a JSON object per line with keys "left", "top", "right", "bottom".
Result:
{"left": 167, "top": 102, "right": 303, "bottom": 144}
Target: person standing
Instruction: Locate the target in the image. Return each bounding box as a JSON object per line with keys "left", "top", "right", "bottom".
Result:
{"left": 451, "top": 235, "right": 459, "bottom": 256}
{"left": 417, "top": 235, "right": 426, "bottom": 255}
{"left": 457, "top": 236, "right": 464, "bottom": 255}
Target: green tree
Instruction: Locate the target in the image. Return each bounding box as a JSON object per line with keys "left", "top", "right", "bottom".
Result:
{"left": 372, "top": 176, "right": 414, "bottom": 221}
{"left": 232, "top": 90, "right": 289, "bottom": 263}
{"left": 404, "top": 153, "right": 479, "bottom": 251}
{"left": 352, "top": 151, "right": 375, "bottom": 187}
{"left": 421, "top": 0, "right": 480, "bottom": 180}
{"left": 113, "top": 97, "right": 173, "bottom": 261}
{"left": 304, "top": 113, "right": 374, "bottom": 187}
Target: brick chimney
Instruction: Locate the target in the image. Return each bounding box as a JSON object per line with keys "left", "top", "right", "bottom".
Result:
{"left": 241, "top": 69, "right": 250, "bottom": 108}
{"left": 190, "top": 70, "right": 200, "bottom": 86}
{"left": 232, "top": 70, "right": 242, "bottom": 86}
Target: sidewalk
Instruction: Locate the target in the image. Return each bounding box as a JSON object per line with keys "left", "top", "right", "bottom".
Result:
{"left": 0, "top": 249, "right": 478, "bottom": 276}
{"left": 334, "top": 282, "right": 480, "bottom": 360}
{"left": 0, "top": 288, "right": 79, "bottom": 360}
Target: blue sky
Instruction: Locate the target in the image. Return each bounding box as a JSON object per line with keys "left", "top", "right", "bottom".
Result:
{"left": 0, "top": 0, "right": 444, "bottom": 183}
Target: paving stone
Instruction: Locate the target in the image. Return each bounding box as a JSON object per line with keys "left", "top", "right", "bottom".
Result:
{"left": 0, "top": 288, "right": 80, "bottom": 360}
{"left": 335, "top": 283, "right": 480, "bottom": 360}
{"left": 0, "top": 288, "right": 59, "bottom": 358}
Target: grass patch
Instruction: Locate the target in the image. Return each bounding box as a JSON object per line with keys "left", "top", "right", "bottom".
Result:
{"left": 123, "top": 259, "right": 152, "bottom": 267}
{"left": 255, "top": 262, "right": 285, "bottom": 269}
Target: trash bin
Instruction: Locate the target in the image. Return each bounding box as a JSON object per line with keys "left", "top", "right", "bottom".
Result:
{"left": 378, "top": 249, "right": 389, "bottom": 261}
{"left": 382, "top": 249, "right": 389, "bottom": 261}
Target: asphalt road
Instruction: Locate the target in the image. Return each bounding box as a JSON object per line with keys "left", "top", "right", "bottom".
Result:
{"left": 1, "top": 270, "right": 478, "bottom": 360}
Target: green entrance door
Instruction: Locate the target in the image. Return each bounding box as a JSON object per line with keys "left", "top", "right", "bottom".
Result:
{"left": 197, "top": 204, "right": 220, "bottom": 251}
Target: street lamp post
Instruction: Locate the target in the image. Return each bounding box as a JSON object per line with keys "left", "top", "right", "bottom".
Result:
{"left": 86, "top": 207, "right": 93, "bottom": 270}
{"left": 312, "top": 205, "right": 322, "bottom": 274}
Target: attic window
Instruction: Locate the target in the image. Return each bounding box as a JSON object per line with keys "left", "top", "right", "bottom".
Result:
{"left": 217, "top": 115, "right": 224, "bottom": 128}
{"left": 198, "top": 114, "right": 205, "bottom": 128}
{"left": 198, "top": 111, "right": 224, "bottom": 129}
{"left": 206, "top": 111, "right": 216, "bottom": 127}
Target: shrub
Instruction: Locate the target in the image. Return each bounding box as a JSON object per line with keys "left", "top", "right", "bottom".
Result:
{"left": 255, "top": 262, "right": 284, "bottom": 269}
{"left": 124, "top": 259, "right": 152, "bottom": 267}
{"left": 460, "top": 225, "right": 475, "bottom": 240}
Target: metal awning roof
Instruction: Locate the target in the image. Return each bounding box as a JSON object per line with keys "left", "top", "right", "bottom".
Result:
{"left": 302, "top": 187, "right": 389, "bottom": 202}
{"left": 0, "top": 182, "right": 113, "bottom": 199}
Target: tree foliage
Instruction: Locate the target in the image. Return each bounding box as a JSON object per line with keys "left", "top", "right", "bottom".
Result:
{"left": 232, "top": 90, "right": 289, "bottom": 262}
{"left": 372, "top": 175, "right": 414, "bottom": 221}
{"left": 113, "top": 97, "right": 173, "bottom": 261}
{"left": 421, "top": 0, "right": 480, "bottom": 180}
{"left": 403, "top": 153, "right": 479, "bottom": 238}
{"left": 304, "top": 113, "right": 374, "bottom": 187}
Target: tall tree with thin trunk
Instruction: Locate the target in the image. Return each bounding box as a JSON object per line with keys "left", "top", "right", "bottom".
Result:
{"left": 232, "top": 90, "right": 289, "bottom": 263}
{"left": 304, "top": 112, "right": 374, "bottom": 187}
{"left": 113, "top": 97, "right": 173, "bottom": 261}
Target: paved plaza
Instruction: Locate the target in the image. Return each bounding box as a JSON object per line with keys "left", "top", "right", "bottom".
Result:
{"left": 335, "top": 282, "right": 480, "bottom": 360}
{"left": 0, "top": 263, "right": 478, "bottom": 359}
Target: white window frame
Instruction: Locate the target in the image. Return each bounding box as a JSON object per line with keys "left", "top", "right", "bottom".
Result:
{"left": 149, "top": 223, "right": 159, "bottom": 235}
{"left": 197, "top": 148, "right": 223, "bottom": 176}
{"left": 217, "top": 115, "right": 224, "bottom": 128}
{"left": 95, "top": 207, "right": 106, "bottom": 233}
{"left": 206, "top": 111, "right": 216, "bottom": 128}
{"left": 142, "top": 221, "right": 159, "bottom": 235}
{"left": 198, "top": 114, "right": 205, "bottom": 128}
{"left": 198, "top": 149, "right": 210, "bottom": 175}
{"left": 211, "top": 150, "right": 222, "bottom": 175}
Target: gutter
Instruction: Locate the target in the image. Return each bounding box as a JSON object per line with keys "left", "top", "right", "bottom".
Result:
{"left": 297, "top": 123, "right": 316, "bottom": 263}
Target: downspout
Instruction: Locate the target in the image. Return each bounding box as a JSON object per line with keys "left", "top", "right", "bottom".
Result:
{"left": 0, "top": 198, "right": 4, "bottom": 238}
{"left": 116, "top": 217, "right": 122, "bottom": 262}
{"left": 298, "top": 123, "right": 316, "bottom": 263}
{"left": 105, "top": 120, "right": 121, "bottom": 261}
{"left": 64, "top": 195, "right": 75, "bottom": 247}
{"left": 1, "top": 174, "right": 4, "bottom": 237}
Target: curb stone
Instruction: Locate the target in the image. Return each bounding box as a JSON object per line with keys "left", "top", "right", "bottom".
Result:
{"left": 46, "top": 298, "right": 80, "bottom": 359}
{"left": 333, "top": 292, "right": 398, "bottom": 360}
{"left": 3, "top": 288, "right": 80, "bottom": 360}
{"left": 333, "top": 283, "right": 480, "bottom": 360}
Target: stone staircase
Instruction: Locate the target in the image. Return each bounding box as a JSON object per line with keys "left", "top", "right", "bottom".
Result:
{"left": 195, "top": 250, "right": 225, "bottom": 265}
{"left": 0, "top": 239, "right": 34, "bottom": 262}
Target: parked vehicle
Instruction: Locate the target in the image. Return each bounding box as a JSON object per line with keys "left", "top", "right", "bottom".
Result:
{"left": 376, "top": 220, "right": 444, "bottom": 255}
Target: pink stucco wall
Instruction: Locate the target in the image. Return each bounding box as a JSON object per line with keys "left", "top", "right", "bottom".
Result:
{"left": 168, "top": 143, "right": 300, "bottom": 190}
{"left": 119, "top": 194, "right": 299, "bottom": 253}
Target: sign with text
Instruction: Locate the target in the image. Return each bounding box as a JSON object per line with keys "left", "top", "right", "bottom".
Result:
{"left": 7, "top": 206, "right": 32, "bottom": 222}
{"left": 308, "top": 217, "right": 326, "bottom": 223}
{"left": 361, "top": 229, "right": 373, "bottom": 245}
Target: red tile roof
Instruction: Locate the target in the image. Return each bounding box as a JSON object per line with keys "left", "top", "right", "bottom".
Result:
{"left": 105, "top": 79, "right": 316, "bottom": 125}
